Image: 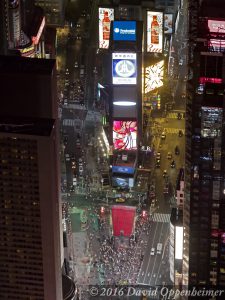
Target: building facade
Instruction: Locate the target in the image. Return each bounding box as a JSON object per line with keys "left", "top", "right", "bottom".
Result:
{"left": 0, "top": 56, "right": 63, "bottom": 300}
{"left": 183, "top": 0, "right": 225, "bottom": 290}
{"left": 35, "top": 0, "right": 65, "bottom": 26}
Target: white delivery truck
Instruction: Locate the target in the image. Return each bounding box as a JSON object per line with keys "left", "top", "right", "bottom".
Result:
{"left": 157, "top": 243, "right": 162, "bottom": 254}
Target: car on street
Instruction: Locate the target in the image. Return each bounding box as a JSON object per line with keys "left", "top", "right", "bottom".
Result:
{"left": 175, "top": 146, "right": 180, "bottom": 155}
{"left": 156, "top": 152, "right": 161, "bottom": 160}
{"left": 161, "top": 132, "right": 166, "bottom": 139}
{"left": 79, "top": 165, "right": 83, "bottom": 174}
{"left": 71, "top": 160, "right": 76, "bottom": 169}
{"left": 157, "top": 243, "right": 163, "bottom": 254}
{"left": 65, "top": 154, "right": 70, "bottom": 162}
{"left": 163, "top": 170, "right": 167, "bottom": 177}
{"left": 177, "top": 112, "right": 182, "bottom": 120}
{"left": 73, "top": 177, "right": 77, "bottom": 186}
{"left": 179, "top": 130, "right": 183, "bottom": 137}
{"left": 155, "top": 159, "right": 160, "bottom": 168}
{"left": 163, "top": 184, "right": 169, "bottom": 194}
{"left": 167, "top": 152, "right": 172, "bottom": 159}
{"left": 115, "top": 198, "right": 125, "bottom": 203}
{"left": 76, "top": 139, "right": 81, "bottom": 148}
{"left": 171, "top": 160, "right": 176, "bottom": 168}
{"left": 150, "top": 248, "right": 155, "bottom": 255}
{"left": 74, "top": 61, "right": 79, "bottom": 68}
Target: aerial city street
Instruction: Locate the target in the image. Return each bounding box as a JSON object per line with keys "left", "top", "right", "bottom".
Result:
{"left": 2, "top": 0, "right": 225, "bottom": 299}
{"left": 57, "top": 0, "right": 187, "bottom": 298}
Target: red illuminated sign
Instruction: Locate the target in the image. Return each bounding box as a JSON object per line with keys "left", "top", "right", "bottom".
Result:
{"left": 199, "top": 77, "right": 222, "bottom": 84}
{"left": 32, "top": 16, "right": 45, "bottom": 45}
{"left": 111, "top": 205, "right": 136, "bottom": 237}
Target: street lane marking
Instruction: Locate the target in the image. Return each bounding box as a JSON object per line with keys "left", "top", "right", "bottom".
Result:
{"left": 152, "top": 213, "right": 171, "bottom": 223}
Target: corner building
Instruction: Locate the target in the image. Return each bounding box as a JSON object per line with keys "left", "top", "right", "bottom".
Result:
{"left": 0, "top": 56, "right": 63, "bottom": 300}
{"left": 183, "top": 0, "right": 225, "bottom": 291}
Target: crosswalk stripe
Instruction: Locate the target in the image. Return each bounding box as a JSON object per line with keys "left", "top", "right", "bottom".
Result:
{"left": 163, "top": 128, "right": 185, "bottom": 134}
{"left": 63, "top": 119, "right": 75, "bottom": 127}
{"left": 167, "top": 112, "right": 178, "bottom": 119}
{"left": 152, "top": 213, "right": 171, "bottom": 223}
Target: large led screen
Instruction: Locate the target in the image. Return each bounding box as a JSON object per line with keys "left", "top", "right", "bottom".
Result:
{"left": 112, "top": 53, "right": 137, "bottom": 85}
{"left": 209, "top": 39, "right": 225, "bottom": 52}
{"left": 147, "top": 11, "right": 163, "bottom": 53}
{"left": 112, "top": 166, "right": 135, "bottom": 174}
{"left": 99, "top": 8, "right": 114, "bottom": 49}
{"left": 113, "top": 120, "right": 137, "bottom": 150}
{"left": 112, "top": 177, "right": 134, "bottom": 188}
{"left": 145, "top": 60, "right": 164, "bottom": 94}
{"left": 113, "top": 21, "right": 136, "bottom": 41}
{"left": 111, "top": 205, "right": 136, "bottom": 237}
{"left": 164, "top": 14, "right": 173, "bottom": 34}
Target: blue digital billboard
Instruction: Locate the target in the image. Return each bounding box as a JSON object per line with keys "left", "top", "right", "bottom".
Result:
{"left": 113, "top": 21, "right": 136, "bottom": 41}
{"left": 112, "top": 177, "right": 134, "bottom": 188}
{"left": 112, "top": 166, "right": 135, "bottom": 175}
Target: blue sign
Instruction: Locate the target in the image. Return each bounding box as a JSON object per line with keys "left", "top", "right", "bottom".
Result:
{"left": 112, "top": 177, "right": 129, "bottom": 188}
{"left": 113, "top": 21, "right": 136, "bottom": 41}
{"left": 112, "top": 166, "right": 135, "bottom": 175}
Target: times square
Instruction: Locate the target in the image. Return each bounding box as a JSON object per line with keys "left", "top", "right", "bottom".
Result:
{"left": 58, "top": 1, "right": 187, "bottom": 299}
{"left": 3, "top": 0, "right": 225, "bottom": 299}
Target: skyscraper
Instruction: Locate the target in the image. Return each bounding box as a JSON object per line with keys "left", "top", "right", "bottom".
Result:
{"left": 183, "top": 0, "right": 225, "bottom": 289}
{"left": 0, "top": 56, "right": 63, "bottom": 300}
{"left": 34, "top": 0, "right": 64, "bottom": 26}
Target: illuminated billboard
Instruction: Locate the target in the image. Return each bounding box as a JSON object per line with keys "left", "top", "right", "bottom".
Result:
{"left": 175, "top": 226, "right": 183, "bottom": 259}
{"left": 147, "top": 11, "right": 163, "bottom": 53}
{"left": 112, "top": 53, "right": 137, "bottom": 85}
{"left": 209, "top": 39, "right": 225, "bottom": 52}
{"left": 111, "top": 205, "right": 136, "bottom": 237}
{"left": 164, "top": 14, "right": 173, "bottom": 34}
{"left": 208, "top": 19, "right": 225, "bottom": 33}
{"left": 113, "top": 21, "right": 136, "bottom": 41}
{"left": 112, "top": 177, "right": 134, "bottom": 188}
{"left": 99, "top": 7, "right": 114, "bottom": 49}
{"left": 145, "top": 60, "right": 164, "bottom": 94}
{"left": 112, "top": 166, "right": 135, "bottom": 174}
{"left": 113, "top": 120, "right": 137, "bottom": 150}
{"left": 32, "top": 16, "right": 45, "bottom": 45}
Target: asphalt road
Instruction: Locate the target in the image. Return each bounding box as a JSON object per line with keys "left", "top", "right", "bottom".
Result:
{"left": 137, "top": 221, "right": 170, "bottom": 286}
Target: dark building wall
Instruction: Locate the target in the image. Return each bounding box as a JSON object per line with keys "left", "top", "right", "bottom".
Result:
{"left": 0, "top": 56, "right": 57, "bottom": 119}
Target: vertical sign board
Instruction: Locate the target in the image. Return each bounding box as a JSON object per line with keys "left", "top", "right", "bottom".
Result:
{"left": 147, "top": 11, "right": 163, "bottom": 53}
{"left": 164, "top": 14, "right": 173, "bottom": 34}
{"left": 99, "top": 7, "right": 114, "bottom": 49}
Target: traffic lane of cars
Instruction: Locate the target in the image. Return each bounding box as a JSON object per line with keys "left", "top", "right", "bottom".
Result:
{"left": 137, "top": 222, "right": 170, "bottom": 285}
{"left": 144, "top": 222, "right": 167, "bottom": 286}
{"left": 137, "top": 221, "right": 160, "bottom": 283}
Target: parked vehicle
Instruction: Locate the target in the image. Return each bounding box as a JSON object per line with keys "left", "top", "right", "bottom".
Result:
{"left": 150, "top": 248, "right": 155, "bottom": 255}
{"left": 175, "top": 146, "right": 180, "bottom": 155}
{"left": 178, "top": 130, "right": 183, "bottom": 137}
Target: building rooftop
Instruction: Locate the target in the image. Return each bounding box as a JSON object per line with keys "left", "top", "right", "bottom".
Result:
{"left": 113, "top": 151, "right": 137, "bottom": 167}
{"left": 0, "top": 55, "right": 55, "bottom": 75}
{"left": 0, "top": 116, "right": 55, "bottom": 136}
